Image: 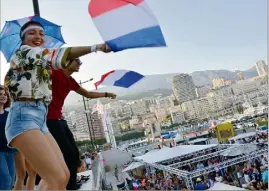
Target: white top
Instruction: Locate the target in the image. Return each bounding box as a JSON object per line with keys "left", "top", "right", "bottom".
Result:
{"left": 86, "top": 158, "right": 92, "bottom": 165}
{"left": 215, "top": 176, "right": 223, "bottom": 182}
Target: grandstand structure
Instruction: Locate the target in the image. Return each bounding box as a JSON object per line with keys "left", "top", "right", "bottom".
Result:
{"left": 132, "top": 144, "right": 268, "bottom": 190}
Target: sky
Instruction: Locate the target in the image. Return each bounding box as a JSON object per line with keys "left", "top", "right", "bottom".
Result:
{"left": 0, "top": 0, "right": 267, "bottom": 90}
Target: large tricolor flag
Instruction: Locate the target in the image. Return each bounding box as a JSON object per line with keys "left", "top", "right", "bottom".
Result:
{"left": 94, "top": 69, "right": 144, "bottom": 89}
{"left": 88, "top": 0, "right": 166, "bottom": 52}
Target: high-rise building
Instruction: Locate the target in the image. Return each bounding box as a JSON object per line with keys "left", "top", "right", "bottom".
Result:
{"left": 195, "top": 86, "right": 211, "bottom": 98}
{"left": 237, "top": 71, "right": 245, "bottom": 81}
{"left": 255, "top": 60, "right": 268, "bottom": 77}
{"left": 172, "top": 74, "right": 196, "bottom": 104}
{"left": 212, "top": 78, "right": 226, "bottom": 89}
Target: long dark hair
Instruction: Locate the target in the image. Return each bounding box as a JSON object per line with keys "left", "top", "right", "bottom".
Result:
{"left": 0, "top": 85, "right": 10, "bottom": 109}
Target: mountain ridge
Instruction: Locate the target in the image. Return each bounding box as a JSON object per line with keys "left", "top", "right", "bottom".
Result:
{"left": 64, "top": 66, "right": 258, "bottom": 106}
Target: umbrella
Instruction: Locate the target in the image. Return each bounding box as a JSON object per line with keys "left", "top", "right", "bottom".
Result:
{"left": 0, "top": 15, "right": 65, "bottom": 62}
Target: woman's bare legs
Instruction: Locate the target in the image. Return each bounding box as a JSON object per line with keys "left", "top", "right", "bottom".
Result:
{"left": 37, "top": 133, "right": 70, "bottom": 190}
{"left": 25, "top": 160, "right": 37, "bottom": 190}
{"left": 10, "top": 129, "right": 68, "bottom": 190}
{"left": 13, "top": 153, "right": 26, "bottom": 190}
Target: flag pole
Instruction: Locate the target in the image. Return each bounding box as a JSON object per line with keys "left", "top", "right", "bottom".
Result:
{"left": 32, "top": 0, "right": 41, "bottom": 16}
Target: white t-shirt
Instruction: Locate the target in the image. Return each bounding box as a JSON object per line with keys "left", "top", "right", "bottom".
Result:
{"left": 86, "top": 158, "right": 92, "bottom": 165}
{"left": 215, "top": 176, "right": 223, "bottom": 182}
{"left": 244, "top": 174, "right": 250, "bottom": 183}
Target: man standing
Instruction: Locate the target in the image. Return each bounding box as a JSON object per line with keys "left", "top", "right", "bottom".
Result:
{"left": 47, "top": 47, "right": 116, "bottom": 189}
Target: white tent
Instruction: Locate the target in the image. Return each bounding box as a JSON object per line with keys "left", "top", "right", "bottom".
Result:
{"left": 208, "top": 182, "right": 245, "bottom": 190}
{"left": 134, "top": 144, "right": 217, "bottom": 163}
{"left": 229, "top": 132, "right": 256, "bottom": 142}
{"left": 122, "top": 162, "right": 144, "bottom": 172}
{"left": 221, "top": 144, "right": 257, "bottom": 156}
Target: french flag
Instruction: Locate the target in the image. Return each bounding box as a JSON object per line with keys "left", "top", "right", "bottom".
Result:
{"left": 132, "top": 180, "right": 139, "bottom": 190}
{"left": 88, "top": 0, "right": 166, "bottom": 51}
{"left": 94, "top": 69, "right": 144, "bottom": 89}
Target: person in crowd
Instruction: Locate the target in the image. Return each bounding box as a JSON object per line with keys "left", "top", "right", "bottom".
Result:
{"left": 0, "top": 85, "right": 16, "bottom": 190}
{"left": 261, "top": 166, "right": 268, "bottom": 189}
{"left": 260, "top": 155, "right": 268, "bottom": 166}
{"left": 115, "top": 164, "right": 119, "bottom": 181}
{"left": 4, "top": 20, "right": 111, "bottom": 190}
{"left": 85, "top": 155, "right": 92, "bottom": 170}
{"left": 215, "top": 173, "right": 223, "bottom": 182}
{"left": 194, "top": 177, "right": 207, "bottom": 190}
{"left": 46, "top": 57, "right": 116, "bottom": 190}
{"left": 196, "top": 162, "right": 204, "bottom": 170}
{"left": 77, "top": 159, "right": 86, "bottom": 173}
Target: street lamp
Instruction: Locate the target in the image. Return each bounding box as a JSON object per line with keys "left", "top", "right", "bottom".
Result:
{"left": 79, "top": 78, "right": 96, "bottom": 149}
{"left": 32, "top": 0, "right": 40, "bottom": 15}
{"left": 84, "top": 98, "right": 97, "bottom": 141}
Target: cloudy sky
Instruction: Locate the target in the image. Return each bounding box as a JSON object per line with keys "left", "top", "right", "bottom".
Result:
{"left": 0, "top": 0, "right": 267, "bottom": 90}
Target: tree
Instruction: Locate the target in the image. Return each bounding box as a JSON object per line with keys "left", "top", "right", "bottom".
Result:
{"left": 76, "top": 138, "right": 107, "bottom": 154}
{"left": 256, "top": 118, "right": 268, "bottom": 126}
{"left": 115, "top": 131, "right": 145, "bottom": 142}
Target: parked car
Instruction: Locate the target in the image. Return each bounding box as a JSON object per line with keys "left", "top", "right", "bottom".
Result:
{"left": 236, "top": 124, "right": 244, "bottom": 129}
{"left": 246, "top": 122, "right": 255, "bottom": 127}
{"left": 257, "top": 125, "right": 268, "bottom": 136}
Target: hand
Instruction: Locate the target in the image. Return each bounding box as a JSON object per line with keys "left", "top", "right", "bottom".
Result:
{"left": 106, "top": 92, "right": 116, "bottom": 99}
{"left": 97, "top": 43, "right": 111, "bottom": 53}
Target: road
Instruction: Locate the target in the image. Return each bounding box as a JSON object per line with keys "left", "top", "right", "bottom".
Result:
{"left": 234, "top": 126, "right": 256, "bottom": 135}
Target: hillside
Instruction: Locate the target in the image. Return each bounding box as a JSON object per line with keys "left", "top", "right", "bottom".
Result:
{"left": 64, "top": 66, "right": 258, "bottom": 105}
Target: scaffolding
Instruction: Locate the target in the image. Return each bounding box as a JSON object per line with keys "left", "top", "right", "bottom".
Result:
{"left": 133, "top": 147, "right": 268, "bottom": 190}
{"left": 188, "top": 148, "right": 267, "bottom": 178}
{"left": 169, "top": 144, "right": 244, "bottom": 168}
{"left": 158, "top": 144, "right": 229, "bottom": 164}
{"left": 136, "top": 159, "right": 191, "bottom": 177}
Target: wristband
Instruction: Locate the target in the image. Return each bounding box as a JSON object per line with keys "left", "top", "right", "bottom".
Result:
{"left": 91, "top": 44, "right": 97, "bottom": 53}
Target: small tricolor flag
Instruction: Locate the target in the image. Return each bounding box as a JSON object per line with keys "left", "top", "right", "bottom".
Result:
{"left": 88, "top": 0, "right": 166, "bottom": 52}
{"left": 94, "top": 69, "right": 144, "bottom": 89}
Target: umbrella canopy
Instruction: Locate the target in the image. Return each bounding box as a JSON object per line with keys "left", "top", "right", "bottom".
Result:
{"left": 0, "top": 15, "right": 65, "bottom": 62}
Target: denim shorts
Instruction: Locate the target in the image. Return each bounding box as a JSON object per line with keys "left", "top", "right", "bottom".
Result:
{"left": 5, "top": 100, "right": 49, "bottom": 146}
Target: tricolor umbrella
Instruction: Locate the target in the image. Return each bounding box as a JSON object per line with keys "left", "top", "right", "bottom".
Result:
{"left": 0, "top": 15, "right": 65, "bottom": 62}
{"left": 94, "top": 69, "right": 145, "bottom": 89}
{"left": 88, "top": 0, "right": 166, "bottom": 52}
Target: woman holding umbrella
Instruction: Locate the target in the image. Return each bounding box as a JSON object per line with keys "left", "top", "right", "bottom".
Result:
{"left": 4, "top": 20, "right": 111, "bottom": 190}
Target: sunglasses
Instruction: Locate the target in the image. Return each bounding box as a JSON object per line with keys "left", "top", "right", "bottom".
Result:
{"left": 66, "top": 58, "right": 83, "bottom": 67}
{"left": 73, "top": 58, "right": 82, "bottom": 65}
